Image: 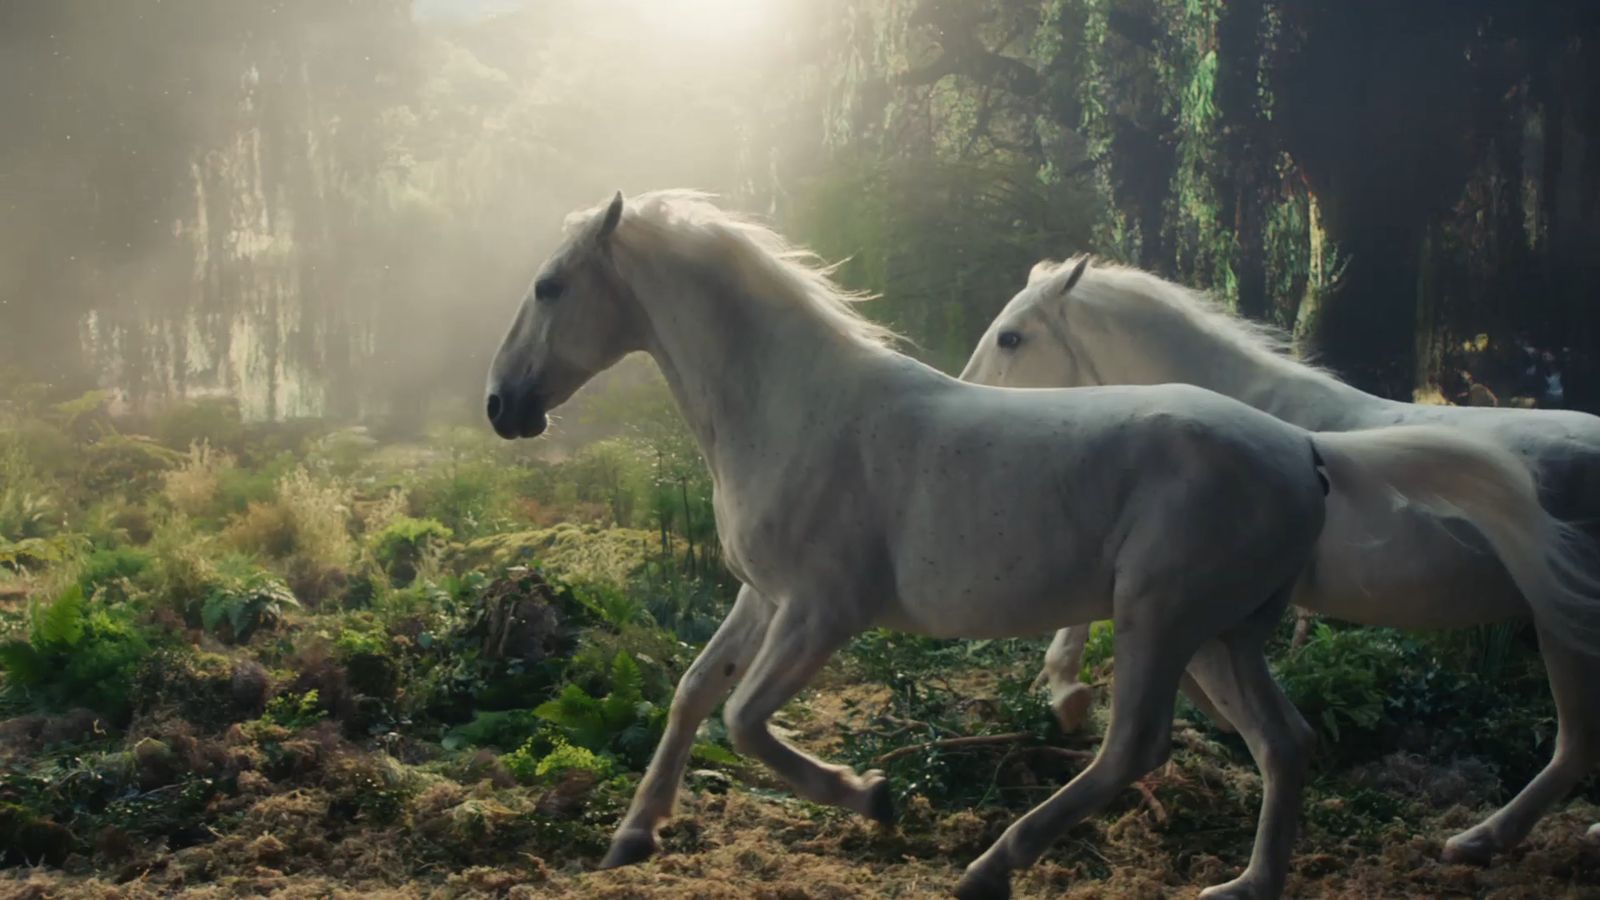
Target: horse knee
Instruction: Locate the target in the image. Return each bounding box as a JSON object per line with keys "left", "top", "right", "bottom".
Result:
{"left": 1104, "top": 734, "right": 1170, "bottom": 781}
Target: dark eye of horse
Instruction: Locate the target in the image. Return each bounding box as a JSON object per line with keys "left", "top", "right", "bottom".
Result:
{"left": 997, "top": 331, "right": 1022, "bottom": 350}
{"left": 534, "top": 277, "right": 564, "bottom": 302}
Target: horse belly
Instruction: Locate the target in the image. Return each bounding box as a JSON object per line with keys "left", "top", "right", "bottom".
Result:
{"left": 1298, "top": 501, "right": 1525, "bottom": 628}
{"left": 878, "top": 546, "right": 1112, "bottom": 640}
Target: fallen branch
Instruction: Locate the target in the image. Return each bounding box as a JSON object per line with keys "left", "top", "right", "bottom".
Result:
{"left": 873, "top": 734, "right": 1098, "bottom": 767}
{"left": 1133, "top": 779, "right": 1169, "bottom": 824}
{"left": 1029, "top": 746, "right": 1097, "bottom": 763}
{"left": 873, "top": 732, "right": 1032, "bottom": 766}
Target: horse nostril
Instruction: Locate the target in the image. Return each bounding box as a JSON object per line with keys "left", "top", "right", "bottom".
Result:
{"left": 486, "top": 394, "right": 503, "bottom": 422}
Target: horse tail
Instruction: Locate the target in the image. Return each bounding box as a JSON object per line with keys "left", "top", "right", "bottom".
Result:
{"left": 1311, "top": 426, "right": 1600, "bottom": 656}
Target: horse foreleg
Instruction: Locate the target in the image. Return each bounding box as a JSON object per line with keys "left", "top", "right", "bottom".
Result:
{"left": 957, "top": 604, "right": 1192, "bottom": 900}
{"left": 720, "top": 601, "right": 890, "bottom": 822}
{"left": 601, "top": 584, "right": 774, "bottom": 868}
{"left": 1038, "top": 626, "right": 1094, "bottom": 732}
{"left": 1443, "top": 627, "right": 1600, "bottom": 863}
{"left": 1185, "top": 633, "right": 1315, "bottom": 899}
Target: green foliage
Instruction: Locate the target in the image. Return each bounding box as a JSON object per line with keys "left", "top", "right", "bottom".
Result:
{"left": 1277, "top": 624, "right": 1389, "bottom": 742}
{"left": 0, "top": 584, "right": 152, "bottom": 720}
{"left": 533, "top": 650, "right": 664, "bottom": 769}
{"left": 0, "top": 535, "right": 84, "bottom": 574}
{"left": 214, "top": 452, "right": 296, "bottom": 515}
{"left": 32, "top": 584, "right": 87, "bottom": 648}
{"left": 149, "top": 398, "right": 246, "bottom": 455}
{"left": 261, "top": 689, "right": 328, "bottom": 730}
{"left": 372, "top": 516, "right": 453, "bottom": 585}
{"left": 502, "top": 737, "right": 612, "bottom": 785}
{"left": 77, "top": 546, "right": 154, "bottom": 599}
{"left": 78, "top": 435, "right": 184, "bottom": 500}
{"left": 199, "top": 563, "right": 301, "bottom": 643}
{"left": 443, "top": 708, "right": 548, "bottom": 752}
{"left": 406, "top": 428, "right": 520, "bottom": 538}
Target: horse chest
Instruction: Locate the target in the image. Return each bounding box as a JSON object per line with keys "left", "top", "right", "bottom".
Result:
{"left": 711, "top": 472, "right": 875, "bottom": 595}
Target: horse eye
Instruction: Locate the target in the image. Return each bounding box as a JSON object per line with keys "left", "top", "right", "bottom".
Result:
{"left": 997, "top": 331, "right": 1022, "bottom": 350}
{"left": 534, "top": 277, "right": 564, "bottom": 302}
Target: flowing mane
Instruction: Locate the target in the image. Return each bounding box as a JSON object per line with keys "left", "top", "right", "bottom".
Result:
{"left": 1061, "top": 255, "right": 1338, "bottom": 381}
{"left": 582, "top": 190, "right": 900, "bottom": 350}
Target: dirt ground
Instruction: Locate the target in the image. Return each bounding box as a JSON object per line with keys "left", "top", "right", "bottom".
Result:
{"left": 5, "top": 669, "right": 1600, "bottom": 900}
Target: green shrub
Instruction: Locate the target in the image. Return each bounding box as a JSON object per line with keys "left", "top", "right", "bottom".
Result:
{"left": 200, "top": 563, "right": 301, "bottom": 644}
{"left": 160, "top": 441, "right": 236, "bottom": 520}
{"left": 443, "top": 708, "right": 549, "bottom": 752}
{"left": 77, "top": 546, "right": 154, "bottom": 599}
{"left": 149, "top": 397, "right": 246, "bottom": 455}
{"left": 260, "top": 689, "right": 328, "bottom": 731}
{"left": 0, "top": 584, "right": 153, "bottom": 720}
{"left": 215, "top": 452, "right": 295, "bottom": 515}
{"left": 78, "top": 434, "right": 183, "bottom": 501}
{"left": 1274, "top": 624, "right": 1410, "bottom": 744}
{"left": 372, "top": 516, "right": 453, "bottom": 585}
{"left": 533, "top": 650, "right": 664, "bottom": 769}
{"left": 502, "top": 737, "right": 612, "bottom": 785}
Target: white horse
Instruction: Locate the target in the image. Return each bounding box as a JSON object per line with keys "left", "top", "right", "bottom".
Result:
{"left": 960, "top": 255, "right": 1600, "bottom": 864}
{"left": 486, "top": 193, "right": 1593, "bottom": 899}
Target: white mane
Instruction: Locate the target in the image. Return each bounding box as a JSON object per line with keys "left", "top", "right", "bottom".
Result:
{"left": 586, "top": 190, "right": 899, "bottom": 350}
{"left": 1051, "top": 255, "right": 1337, "bottom": 381}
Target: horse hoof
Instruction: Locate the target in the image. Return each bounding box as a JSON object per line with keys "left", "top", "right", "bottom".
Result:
{"left": 1588, "top": 822, "right": 1600, "bottom": 843}
{"left": 1051, "top": 683, "right": 1094, "bottom": 734}
{"left": 1441, "top": 828, "right": 1495, "bottom": 866}
{"left": 1197, "top": 875, "right": 1273, "bottom": 899}
{"left": 863, "top": 770, "right": 896, "bottom": 827}
{"left": 953, "top": 866, "right": 1011, "bottom": 900}
{"left": 599, "top": 830, "right": 658, "bottom": 869}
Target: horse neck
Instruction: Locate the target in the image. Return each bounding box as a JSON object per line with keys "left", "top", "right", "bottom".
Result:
{"left": 618, "top": 248, "right": 890, "bottom": 475}
{"left": 1091, "top": 308, "right": 1391, "bottom": 431}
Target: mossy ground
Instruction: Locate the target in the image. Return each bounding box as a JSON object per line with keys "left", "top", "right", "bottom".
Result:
{"left": 4, "top": 661, "right": 1598, "bottom": 900}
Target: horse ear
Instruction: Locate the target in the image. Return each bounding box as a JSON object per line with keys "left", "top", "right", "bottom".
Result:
{"left": 597, "top": 191, "right": 624, "bottom": 240}
{"left": 1057, "top": 256, "right": 1089, "bottom": 296}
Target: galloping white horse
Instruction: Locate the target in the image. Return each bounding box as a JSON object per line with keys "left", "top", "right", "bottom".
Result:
{"left": 961, "top": 255, "right": 1600, "bottom": 865}
{"left": 486, "top": 193, "right": 1594, "bottom": 899}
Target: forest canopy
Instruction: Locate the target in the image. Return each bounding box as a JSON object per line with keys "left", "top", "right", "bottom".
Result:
{"left": 2, "top": 0, "right": 1597, "bottom": 418}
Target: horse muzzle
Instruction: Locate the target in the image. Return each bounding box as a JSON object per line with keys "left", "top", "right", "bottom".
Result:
{"left": 485, "top": 385, "right": 547, "bottom": 439}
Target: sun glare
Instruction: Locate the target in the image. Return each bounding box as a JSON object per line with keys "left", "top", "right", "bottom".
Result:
{"left": 638, "top": 0, "right": 776, "bottom": 41}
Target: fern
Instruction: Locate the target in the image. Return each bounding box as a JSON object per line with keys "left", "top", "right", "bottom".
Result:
{"left": 32, "top": 584, "right": 86, "bottom": 648}
{"left": 532, "top": 651, "right": 661, "bottom": 760}
{"left": 0, "top": 640, "right": 48, "bottom": 686}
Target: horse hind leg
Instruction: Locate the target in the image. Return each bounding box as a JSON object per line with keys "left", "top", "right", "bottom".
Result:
{"left": 1443, "top": 626, "right": 1600, "bottom": 863}
{"left": 957, "top": 596, "right": 1197, "bottom": 899}
{"left": 1039, "top": 624, "right": 1238, "bottom": 735}
{"left": 1184, "top": 615, "right": 1316, "bottom": 899}
{"left": 1038, "top": 626, "right": 1095, "bottom": 732}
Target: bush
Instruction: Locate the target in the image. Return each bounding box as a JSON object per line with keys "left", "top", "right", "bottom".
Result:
{"left": 0, "top": 585, "right": 153, "bottom": 720}
{"left": 372, "top": 517, "right": 453, "bottom": 586}
{"left": 533, "top": 650, "right": 664, "bottom": 770}
{"left": 149, "top": 397, "right": 246, "bottom": 455}
{"left": 161, "top": 441, "right": 236, "bottom": 519}
{"left": 502, "top": 737, "right": 611, "bottom": 785}
{"left": 223, "top": 467, "right": 354, "bottom": 603}
{"left": 77, "top": 546, "right": 154, "bottom": 600}
{"left": 200, "top": 562, "right": 301, "bottom": 644}
{"left": 1274, "top": 624, "right": 1415, "bottom": 744}
{"left": 78, "top": 435, "right": 183, "bottom": 501}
